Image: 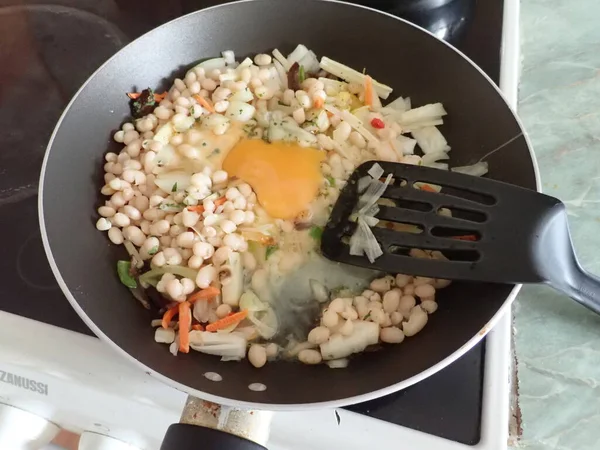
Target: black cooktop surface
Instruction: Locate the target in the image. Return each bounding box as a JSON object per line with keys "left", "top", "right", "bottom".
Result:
{"left": 0, "top": 0, "right": 503, "bottom": 445}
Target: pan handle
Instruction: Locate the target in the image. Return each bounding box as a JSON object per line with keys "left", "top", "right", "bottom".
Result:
{"left": 160, "top": 423, "right": 268, "bottom": 450}
{"left": 552, "top": 265, "right": 600, "bottom": 315}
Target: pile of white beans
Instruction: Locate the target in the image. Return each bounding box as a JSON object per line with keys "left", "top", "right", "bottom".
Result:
{"left": 95, "top": 45, "right": 450, "bottom": 368}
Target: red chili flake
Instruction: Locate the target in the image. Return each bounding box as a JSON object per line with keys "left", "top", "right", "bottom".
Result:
{"left": 370, "top": 118, "right": 385, "bottom": 129}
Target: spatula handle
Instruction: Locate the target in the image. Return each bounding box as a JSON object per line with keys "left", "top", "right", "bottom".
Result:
{"left": 551, "top": 266, "right": 600, "bottom": 315}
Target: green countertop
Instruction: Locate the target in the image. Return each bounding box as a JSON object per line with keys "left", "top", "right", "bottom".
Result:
{"left": 514, "top": 0, "right": 600, "bottom": 448}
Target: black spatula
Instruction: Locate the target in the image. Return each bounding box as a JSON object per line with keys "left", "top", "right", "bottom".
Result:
{"left": 321, "top": 161, "right": 600, "bottom": 315}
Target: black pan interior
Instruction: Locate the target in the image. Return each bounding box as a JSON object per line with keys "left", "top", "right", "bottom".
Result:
{"left": 41, "top": 0, "right": 536, "bottom": 406}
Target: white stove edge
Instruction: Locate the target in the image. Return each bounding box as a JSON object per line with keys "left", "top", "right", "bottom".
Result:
{"left": 0, "top": 1, "right": 521, "bottom": 448}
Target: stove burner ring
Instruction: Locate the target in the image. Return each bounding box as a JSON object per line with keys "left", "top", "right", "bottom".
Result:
{"left": 16, "top": 231, "right": 59, "bottom": 290}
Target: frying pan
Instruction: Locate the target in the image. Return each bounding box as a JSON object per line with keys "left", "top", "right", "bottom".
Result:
{"left": 39, "top": 0, "right": 538, "bottom": 447}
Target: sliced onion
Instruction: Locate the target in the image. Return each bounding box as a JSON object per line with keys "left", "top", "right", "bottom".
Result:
{"left": 230, "top": 87, "right": 254, "bottom": 103}
{"left": 287, "top": 44, "right": 309, "bottom": 66}
{"left": 399, "top": 103, "right": 447, "bottom": 125}
{"left": 320, "top": 57, "right": 393, "bottom": 99}
{"left": 357, "top": 173, "right": 393, "bottom": 215}
{"left": 225, "top": 101, "right": 256, "bottom": 123}
{"left": 247, "top": 308, "right": 278, "bottom": 339}
{"left": 451, "top": 162, "right": 489, "bottom": 177}
{"left": 298, "top": 50, "right": 320, "bottom": 74}
{"left": 411, "top": 126, "right": 450, "bottom": 154}
{"left": 273, "top": 60, "right": 288, "bottom": 90}
{"left": 154, "top": 171, "right": 191, "bottom": 193}
{"left": 272, "top": 48, "right": 289, "bottom": 70}
{"left": 221, "top": 50, "right": 235, "bottom": 65}
{"left": 421, "top": 151, "right": 449, "bottom": 167}
{"left": 239, "top": 291, "right": 268, "bottom": 312}
{"left": 395, "top": 135, "right": 417, "bottom": 155}
{"left": 367, "top": 163, "right": 384, "bottom": 180}
{"left": 357, "top": 176, "right": 372, "bottom": 193}
{"left": 358, "top": 217, "right": 383, "bottom": 263}
{"left": 193, "top": 57, "right": 226, "bottom": 72}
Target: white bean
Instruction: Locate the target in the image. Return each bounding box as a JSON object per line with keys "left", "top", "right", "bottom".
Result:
{"left": 166, "top": 279, "right": 184, "bottom": 301}
{"left": 370, "top": 277, "right": 391, "bottom": 293}
{"left": 248, "top": 344, "right": 267, "bottom": 368}
{"left": 96, "top": 218, "right": 111, "bottom": 231}
{"left": 193, "top": 242, "right": 215, "bottom": 260}
{"left": 308, "top": 326, "right": 330, "bottom": 345}
{"left": 142, "top": 237, "right": 160, "bottom": 254}
{"left": 222, "top": 233, "right": 246, "bottom": 252}
{"left": 150, "top": 220, "right": 170, "bottom": 236}
{"left": 421, "top": 300, "right": 438, "bottom": 314}
{"left": 265, "top": 343, "right": 279, "bottom": 359}
{"left": 398, "top": 295, "right": 416, "bottom": 317}
{"left": 341, "top": 305, "right": 359, "bottom": 320}
{"left": 322, "top": 309, "right": 339, "bottom": 328}
{"left": 123, "top": 226, "right": 145, "bottom": 246}
{"left": 213, "top": 246, "right": 232, "bottom": 266}
{"left": 151, "top": 251, "right": 166, "bottom": 267}
{"left": 298, "top": 349, "right": 322, "bottom": 365}
{"left": 254, "top": 53, "right": 272, "bottom": 66}
{"left": 122, "top": 205, "right": 141, "bottom": 221}
{"left": 395, "top": 274, "right": 412, "bottom": 288}
{"left": 232, "top": 197, "right": 247, "bottom": 210}
{"left": 216, "top": 304, "right": 232, "bottom": 319}
{"left": 98, "top": 206, "right": 116, "bottom": 218}
{"left": 390, "top": 311, "right": 403, "bottom": 326}
{"left": 188, "top": 255, "right": 203, "bottom": 269}
{"left": 434, "top": 279, "right": 452, "bottom": 289}
{"left": 211, "top": 170, "right": 228, "bottom": 185}
{"left": 220, "top": 220, "right": 236, "bottom": 234}
{"left": 382, "top": 289, "right": 401, "bottom": 313}
{"left": 403, "top": 284, "right": 415, "bottom": 296}
{"left": 339, "top": 319, "right": 354, "bottom": 336}
{"left": 415, "top": 284, "right": 436, "bottom": 299}
{"left": 380, "top": 327, "right": 405, "bottom": 344}
{"left": 163, "top": 247, "right": 182, "bottom": 265}
{"left": 177, "top": 231, "right": 196, "bottom": 248}
{"left": 329, "top": 297, "right": 348, "bottom": 313}
{"left": 414, "top": 276, "right": 434, "bottom": 286}
{"left": 107, "top": 227, "right": 124, "bottom": 244}
{"left": 403, "top": 306, "right": 428, "bottom": 337}
{"left": 196, "top": 264, "right": 217, "bottom": 288}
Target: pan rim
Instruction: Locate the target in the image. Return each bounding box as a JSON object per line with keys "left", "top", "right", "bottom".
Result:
{"left": 38, "top": 0, "right": 539, "bottom": 409}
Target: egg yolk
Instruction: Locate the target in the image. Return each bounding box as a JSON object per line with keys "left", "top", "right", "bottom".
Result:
{"left": 223, "top": 139, "right": 326, "bottom": 220}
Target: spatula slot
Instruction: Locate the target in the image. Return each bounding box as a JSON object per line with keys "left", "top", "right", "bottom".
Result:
{"left": 413, "top": 180, "right": 496, "bottom": 206}
{"left": 430, "top": 227, "right": 481, "bottom": 241}
{"left": 379, "top": 197, "right": 433, "bottom": 213}
{"left": 388, "top": 245, "right": 480, "bottom": 262}
{"left": 437, "top": 206, "right": 487, "bottom": 223}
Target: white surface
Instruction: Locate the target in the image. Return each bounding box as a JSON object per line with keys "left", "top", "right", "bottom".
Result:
{"left": 0, "top": 403, "right": 59, "bottom": 450}
{"left": 78, "top": 432, "right": 140, "bottom": 450}
{"left": 1, "top": 0, "right": 523, "bottom": 449}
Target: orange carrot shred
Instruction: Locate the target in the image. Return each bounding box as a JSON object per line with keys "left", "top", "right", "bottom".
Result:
{"left": 192, "top": 324, "right": 204, "bottom": 331}
{"left": 155, "top": 92, "right": 167, "bottom": 102}
{"left": 364, "top": 75, "right": 374, "bottom": 107}
{"left": 161, "top": 304, "right": 179, "bottom": 329}
{"left": 205, "top": 310, "right": 248, "bottom": 332}
{"left": 419, "top": 184, "right": 437, "bottom": 192}
{"left": 193, "top": 94, "right": 215, "bottom": 113}
{"left": 313, "top": 97, "right": 324, "bottom": 109}
{"left": 188, "top": 286, "right": 220, "bottom": 304}
{"left": 178, "top": 301, "right": 192, "bottom": 353}
{"left": 214, "top": 196, "right": 227, "bottom": 207}
{"left": 186, "top": 205, "right": 205, "bottom": 213}
{"left": 451, "top": 235, "right": 478, "bottom": 241}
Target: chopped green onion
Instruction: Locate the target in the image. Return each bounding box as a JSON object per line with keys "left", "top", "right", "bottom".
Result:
{"left": 299, "top": 65, "right": 306, "bottom": 83}
{"left": 326, "top": 175, "right": 335, "bottom": 187}
{"left": 309, "top": 226, "right": 323, "bottom": 241}
{"left": 171, "top": 182, "right": 178, "bottom": 192}
{"left": 148, "top": 246, "right": 159, "bottom": 256}
{"left": 265, "top": 245, "right": 279, "bottom": 259}
{"left": 117, "top": 260, "right": 137, "bottom": 289}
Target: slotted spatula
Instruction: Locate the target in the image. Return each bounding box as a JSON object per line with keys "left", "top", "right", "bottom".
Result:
{"left": 321, "top": 161, "right": 600, "bottom": 315}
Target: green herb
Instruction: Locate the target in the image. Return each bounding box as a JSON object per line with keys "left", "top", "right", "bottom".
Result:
{"left": 171, "top": 182, "right": 178, "bottom": 192}
{"left": 148, "top": 246, "right": 159, "bottom": 256}
{"left": 265, "top": 245, "right": 279, "bottom": 259}
{"left": 299, "top": 65, "right": 306, "bottom": 83}
{"left": 130, "top": 88, "right": 156, "bottom": 118}
{"left": 309, "top": 226, "right": 323, "bottom": 241}
{"left": 363, "top": 311, "right": 371, "bottom": 321}
{"left": 210, "top": 148, "right": 221, "bottom": 157}
{"left": 117, "top": 260, "right": 137, "bottom": 289}
{"left": 202, "top": 142, "right": 208, "bottom": 147}
{"left": 326, "top": 175, "right": 336, "bottom": 187}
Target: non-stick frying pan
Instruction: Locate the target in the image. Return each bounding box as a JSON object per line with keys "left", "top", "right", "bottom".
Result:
{"left": 39, "top": 0, "right": 537, "bottom": 445}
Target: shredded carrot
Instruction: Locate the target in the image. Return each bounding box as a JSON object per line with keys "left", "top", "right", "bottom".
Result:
{"left": 451, "top": 235, "right": 478, "bottom": 241}
{"left": 161, "top": 304, "right": 179, "bottom": 329}
{"left": 188, "top": 286, "right": 220, "bottom": 304}
{"left": 326, "top": 110, "right": 334, "bottom": 118}
{"left": 178, "top": 301, "right": 192, "bottom": 353}
{"left": 364, "top": 75, "right": 374, "bottom": 107}
{"left": 419, "top": 184, "right": 437, "bottom": 193}
{"left": 205, "top": 310, "right": 248, "bottom": 332}
{"left": 193, "top": 94, "right": 215, "bottom": 113}
{"left": 192, "top": 324, "right": 204, "bottom": 331}
{"left": 313, "top": 97, "right": 324, "bottom": 109}
{"left": 127, "top": 92, "right": 167, "bottom": 102}
{"left": 186, "top": 197, "right": 226, "bottom": 214}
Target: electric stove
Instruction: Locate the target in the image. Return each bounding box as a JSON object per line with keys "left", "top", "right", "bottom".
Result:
{"left": 0, "top": 1, "right": 520, "bottom": 449}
